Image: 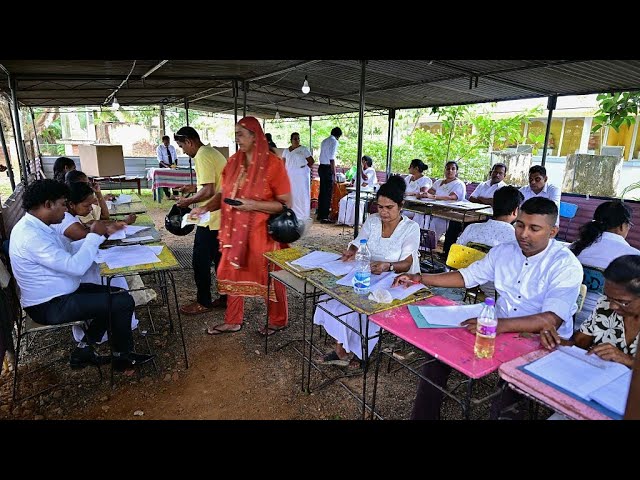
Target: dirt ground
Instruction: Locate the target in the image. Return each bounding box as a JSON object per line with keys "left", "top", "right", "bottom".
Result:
{"left": 0, "top": 200, "right": 545, "bottom": 421}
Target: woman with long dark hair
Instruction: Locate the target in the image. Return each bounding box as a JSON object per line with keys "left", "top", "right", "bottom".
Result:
{"left": 570, "top": 201, "right": 639, "bottom": 329}
{"left": 52, "top": 156, "right": 76, "bottom": 183}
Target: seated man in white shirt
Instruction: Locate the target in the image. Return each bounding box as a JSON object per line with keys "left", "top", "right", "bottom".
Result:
{"left": 455, "top": 185, "right": 524, "bottom": 298}
{"left": 394, "top": 197, "right": 583, "bottom": 419}
{"left": 468, "top": 163, "right": 507, "bottom": 206}
{"left": 9, "top": 180, "right": 154, "bottom": 371}
{"left": 519, "top": 166, "right": 561, "bottom": 223}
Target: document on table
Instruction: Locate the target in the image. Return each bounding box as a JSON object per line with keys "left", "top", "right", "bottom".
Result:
{"left": 181, "top": 211, "right": 210, "bottom": 228}
{"left": 336, "top": 270, "right": 394, "bottom": 288}
{"left": 414, "top": 303, "right": 484, "bottom": 327}
{"left": 523, "top": 345, "right": 630, "bottom": 401}
{"left": 589, "top": 370, "right": 632, "bottom": 415}
{"left": 105, "top": 225, "right": 151, "bottom": 241}
{"left": 371, "top": 273, "right": 426, "bottom": 300}
{"left": 114, "top": 194, "right": 132, "bottom": 205}
{"left": 289, "top": 251, "right": 341, "bottom": 270}
{"left": 147, "top": 245, "right": 164, "bottom": 255}
{"left": 121, "top": 235, "right": 154, "bottom": 243}
{"left": 96, "top": 245, "right": 161, "bottom": 269}
{"left": 321, "top": 259, "right": 355, "bottom": 276}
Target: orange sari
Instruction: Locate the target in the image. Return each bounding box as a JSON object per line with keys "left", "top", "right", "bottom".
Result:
{"left": 217, "top": 117, "right": 291, "bottom": 299}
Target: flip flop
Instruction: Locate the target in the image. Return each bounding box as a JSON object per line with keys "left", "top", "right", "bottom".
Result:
{"left": 206, "top": 324, "right": 243, "bottom": 335}
{"left": 258, "top": 325, "right": 288, "bottom": 337}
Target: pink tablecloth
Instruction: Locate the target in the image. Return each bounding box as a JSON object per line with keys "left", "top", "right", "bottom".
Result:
{"left": 370, "top": 295, "right": 541, "bottom": 379}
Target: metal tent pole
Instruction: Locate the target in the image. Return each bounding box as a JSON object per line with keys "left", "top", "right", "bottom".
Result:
{"left": 541, "top": 95, "right": 557, "bottom": 167}
{"left": 353, "top": 60, "right": 367, "bottom": 239}
{"left": 386, "top": 108, "right": 395, "bottom": 178}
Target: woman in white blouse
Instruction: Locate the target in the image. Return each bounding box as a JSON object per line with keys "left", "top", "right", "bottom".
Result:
{"left": 315, "top": 176, "right": 421, "bottom": 367}
{"left": 402, "top": 158, "right": 432, "bottom": 219}
{"left": 50, "top": 182, "right": 138, "bottom": 342}
{"left": 570, "top": 201, "right": 639, "bottom": 329}
{"left": 337, "top": 155, "right": 378, "bottom": 226}
{"left": 414, "top": 160, "right": 466, "bottom": 241}
{"left": 281, "top": 132, "right": 314, "bottom": 221}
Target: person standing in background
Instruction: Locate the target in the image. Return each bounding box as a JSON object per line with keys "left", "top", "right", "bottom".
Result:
{"left": 173, "top": 127, "right": 228, "bottom": 314}
{"left": 156, "top": 135, "right": 178, "bottom": 198}
{"left": 282, "top": 132, "right": 314, "bottom": 221}
{"left": 317, "top": 127, "right": 342, "bottom": 223}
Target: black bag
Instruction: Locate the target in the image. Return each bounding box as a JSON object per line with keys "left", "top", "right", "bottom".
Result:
{"left": 165, "top": 204, "right": 195, "bottom": 236}
{"left": 268, "top": 205, "right": 302, "bottom": 243}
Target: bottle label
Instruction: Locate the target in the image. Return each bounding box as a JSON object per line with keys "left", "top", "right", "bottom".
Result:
{"left": 353, "top": 271, "right": 371, "bottom": 288}
{"left": 478, "top": 324, "right": 496, "bottom": 337}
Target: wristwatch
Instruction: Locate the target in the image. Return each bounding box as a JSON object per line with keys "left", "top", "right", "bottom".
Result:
{"left": 389, "top": 262, "right": 394, "bottom": 272}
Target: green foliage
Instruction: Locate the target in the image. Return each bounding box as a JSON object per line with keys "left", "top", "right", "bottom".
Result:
{"left": 592, "top": 91, "right": 640, "bottom": 133}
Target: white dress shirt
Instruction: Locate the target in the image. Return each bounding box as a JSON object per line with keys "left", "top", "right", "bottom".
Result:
{"left": 470, "top": 180, "right": 505, "bottom": 200}
{"left": 156, "top": 144, "right": 178, "bottom": 166}
{"left": 363, "top": 167, "right": 378, "bottom": 186}
{"left": 9, "top": 213, "right": 105, "bottom": 307}
{"left": 318, "top": 135, "right": 339, "bottom": 165}
{"left": 404, "top": 175, "right": 432, "bottom": 195}
{"left": 519, "top": 182, "right": 561, "bottom": 206}
{"left": 458, "top": 239, "right": 583, "bottom": 338}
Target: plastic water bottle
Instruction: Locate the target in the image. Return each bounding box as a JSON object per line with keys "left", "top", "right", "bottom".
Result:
{"left": 352, "top": 239, "right": 371, "bottom": 295}
{"left": 474, "top": 298, "right": 497, "bottom": 359}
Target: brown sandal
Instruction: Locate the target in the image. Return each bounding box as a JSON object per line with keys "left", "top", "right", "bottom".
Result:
{"left": 206, "top": 324, "right": 243, "bottom": 335}
{"left": 180, "top": 302, "right": 213, "bottom": 315}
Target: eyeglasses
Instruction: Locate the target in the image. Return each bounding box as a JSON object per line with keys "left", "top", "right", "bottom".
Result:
{"left": 607, "top": 296, "right": 636, "bottom": 308}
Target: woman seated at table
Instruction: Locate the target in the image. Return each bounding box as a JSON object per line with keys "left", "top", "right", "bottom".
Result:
{"left": 315, "top": 175, "right": 421, "bottom": 367}
{"left": 545, "top": 255, "right": 640, "bottom": 368}
{"left": 402, "top": 158, "right": 432, "bottom": 219}
{"left": 65, "top": 170, "right": 136, "bottom": 225}
{"left": 413, "top": 160, "right": 466, "bottom": 242}
{"left": 569, "top": 201, "right": 639, "bottom": 330}
{"left": 50, "top": 182, "right": 138, "bottom": 342}
{"left": 337, "top": 156, "right": 378, "bottom": 226}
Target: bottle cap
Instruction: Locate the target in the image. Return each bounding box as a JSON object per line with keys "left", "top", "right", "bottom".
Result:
{"left": 360, "top": 239, "right": 367, "bottom": 244}
{"left": 485, "top": 298, "right": 495, "bottom": 306}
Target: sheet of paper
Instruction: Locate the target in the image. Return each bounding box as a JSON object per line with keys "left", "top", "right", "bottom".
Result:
{"left": 290, "top": 251, "right": 341, "bottom": 270}
{"left": 106, "top": 229, "right": 127, "bottom": 240}
{"left": 321, "top": 259, "right": 355, "bottom": 276}
{"left": 415, "top": 303, "right": 485, "bottom": 327}
{"left": 370, "top": 273, "right": 426, "bottom": 300}
{"left": 181, "top": 211, "right": 210, "bottom": 228}
{"left": 146, "top": 245, "right": 164, "bottom": 255}
{"left": 105, "top": 200, "right": 114, "bottom": 210}
{"left": 523, "top": 347, "right": 630, "bottom": 400}
{"left": 96, "top": 245, "right": 161, "bottom": 269}
{"left": 121, "top": 235, "right": 155, "bottom": 243}
{"left": 589, "top": 370, "right": 632, "bottom": 415}
{"left": 124, "top": 225, "right": 151, "bottom": 235}
{"left": 409, "top": 305, "right": 456, "bottom": 328}
{"left": 114, "top": 194, "right": 132, "bottom": 205}
{"left": 336, "top": 270, "right": 393, "bottom": 288}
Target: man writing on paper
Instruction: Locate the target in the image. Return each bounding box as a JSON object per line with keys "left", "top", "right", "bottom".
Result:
{"left": 174, "top": 127, "right": 228, "bottom": 314}
{"left": 393, "top": 197, "right": 583, "bottom": 419}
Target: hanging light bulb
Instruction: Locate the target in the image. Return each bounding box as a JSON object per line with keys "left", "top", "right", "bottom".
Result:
{"left": 111, "top": 96, "right": 120, "bottom": 111}
{"left": 301, "top": 75, "right": 310, "bottom": 94}
{"left": 274, "top": 108, "right": 280, "bottom": 120}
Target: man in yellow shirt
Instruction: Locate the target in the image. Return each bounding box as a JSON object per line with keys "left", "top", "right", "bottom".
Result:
{"left": 174, "top": 127, "right": 227, "bottom": 314}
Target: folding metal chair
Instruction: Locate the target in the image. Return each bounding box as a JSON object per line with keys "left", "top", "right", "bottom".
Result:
{"left": 419, "top": 229, "right": 445, "bottom": 273}
{"left": 558, "top": 202, "right": 578, "bottom": 241}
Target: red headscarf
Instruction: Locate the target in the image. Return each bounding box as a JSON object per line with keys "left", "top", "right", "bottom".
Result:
{"left": 221, "top": 116, "right": 270, "bottom": 269}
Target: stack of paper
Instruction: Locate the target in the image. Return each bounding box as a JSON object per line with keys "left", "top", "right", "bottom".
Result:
{"left": 409, "top": 303, "right": 483, "bottom": 328}
{"left": 105, "top": 225, "right": 151, "bottom": 241}
{"left": 321, "top": 259, "right": 355, "bottom": 276}
{"left": 523, "top": 345, "right": 631, "bottom": 414}
{"left": 181, "top": 211, "right": 210, "bottom": 228}
{"left": 289, "top": 251, "right": 341, "bottom": 271}
{"left": 95, "top": 245, "right": 161, "bottom": 269}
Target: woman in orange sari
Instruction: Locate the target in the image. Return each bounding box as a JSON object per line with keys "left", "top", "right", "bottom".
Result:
{"left": 191, "top": 116, "right": 292, "bottom": 335}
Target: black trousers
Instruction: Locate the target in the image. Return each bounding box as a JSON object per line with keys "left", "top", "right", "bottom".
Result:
{"left": 411, "top": 355, "right": 524, "bottom": 420}
{"left": 25, "top": 283, "right": 135, "bottom": 353}
{"left": 193, "top": 226, "right": 223, "bottom": 307}
{"left": 317, "top": 164, "right": 333, "bottom": 220}
{"left": 443, "top": 221, "right": 463, "bottom": 259}
{"left": 158, "top": 163, "right": 176, "bottom": 198}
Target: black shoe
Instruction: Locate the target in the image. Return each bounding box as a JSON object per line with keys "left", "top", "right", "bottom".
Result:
{"left": 112, "top": 351, "right": 155, "bottom": 371}
{"left": 320, "top": 218, "right": 334, "bottom": 224}
{"left": 69, "top": 346, "right": 111, "bottom": 370}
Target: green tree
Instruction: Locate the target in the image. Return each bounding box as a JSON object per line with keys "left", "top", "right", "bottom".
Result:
{"left": 592, "top": 91, "right": 640, "bottom": 133}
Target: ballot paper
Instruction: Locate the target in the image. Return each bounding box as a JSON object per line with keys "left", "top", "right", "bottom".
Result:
{"left": 113, "top": 194, "right": 132, "bottom": 205}
{"left": 414, "top": 302, "right": 485, "bottom": 327}
{"left": 95, "top": 245, "right": 161, "bottom": 269}
{"left": 321, "top": 259, "right": 355, "bottom": 276}
{"left": 105, "top": 225, "right": 151, "bottom": 241}
{"left": 181, "top": 211, "right": 210, "bottom": 228}
{"left": 289, "top": 251, "right": 341, "bottom": 270}
{"left": 121, "top": 235, "right": 154, "bottom": 243}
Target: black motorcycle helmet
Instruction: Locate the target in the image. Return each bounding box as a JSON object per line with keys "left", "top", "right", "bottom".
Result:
{"left": 165, "top": 204, "right": 195, "bottom": 236}
{"left": 268, "top": 206, "right": 302, "bottom": 244}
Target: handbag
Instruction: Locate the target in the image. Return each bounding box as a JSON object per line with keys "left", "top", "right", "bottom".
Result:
{"left": 268, "top": 205, "right": 302, "bottom": 243}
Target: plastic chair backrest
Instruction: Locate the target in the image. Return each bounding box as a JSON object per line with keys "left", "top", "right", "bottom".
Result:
{"left": 446, "top": 244, "right": 486, "bottom": 269}
{"left": 420, "top": 229, "right": 437, "bottom": 250}
{"left": 575, "top": 283, "right": 588, "bottom": 316}
{"left": 466, "top": 241, "right": 492, "bottom": 254}
{"left": 559, "top": 202, "right": 578, "bottom": 219}
{"left": 583, "top": 266, "right": 605, "bottom": 294}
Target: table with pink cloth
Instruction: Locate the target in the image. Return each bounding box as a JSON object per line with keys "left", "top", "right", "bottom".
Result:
{"left": 369, "top": 295, "right": 541, "bottom": 419}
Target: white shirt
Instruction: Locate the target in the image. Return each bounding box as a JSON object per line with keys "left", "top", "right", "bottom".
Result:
{"left": 457, "top": 219, "right": 516, "bottom": 248}
{"left": 282, "top": 145, "right": 312, "bottom": 169}
{"left": 349, "top": 214, "right": 421, "bottom": 274}
{"left": 50, "top": 212, "right": 81, "bottom": 242}
{"left": 459, "top": 240, "right": 583, "bottom": 338}
{"left": 432, "top": 178, "right": 466, "bottom": 201}
{"left": 9, "top": 213, "right": 105, "bottom": 307}
{"left": 156, "top": 144, "right": 178, "bottom": 166}
{"left": 404, "top": 175, "right": 432, "bottom": 195}
{"left": 363, "top": 167, "right": 378, "bottom": 186}
{"left": 576, "top": 231, "right": 640, "bottom": 269}
{"left": 318, "top": 135, "right": 339, "bottom": 165}
{"left": 470, "top": 180, "right": 506, "bottom": 200}
{"left": 519, "top": 182, "right": 561, "bottom": 206}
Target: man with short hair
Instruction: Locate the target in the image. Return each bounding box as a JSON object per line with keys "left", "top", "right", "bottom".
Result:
{"left": 394, "top": 197, "right": 583, "bottom": 419}
{"left": 157, "top": 135, "right": 179, "bottom": 198}
{"left": 468, "top": 163, "right": 507, "bottom": 206}
{"left": 520, "top": 165, "right": 561, "bottom": 226}
{"left": 317, "top": 127, "right": 342, "bottom": 223}
{"left": 174, "top": 126, "right": 228, "bottom": 314}
{"left": 9, "top": 179, "right": 154, "bottom": 370}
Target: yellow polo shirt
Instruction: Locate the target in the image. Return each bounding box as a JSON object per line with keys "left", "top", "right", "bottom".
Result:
{"left": 194, "top": 144, "right": 227, "bottom": 230}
